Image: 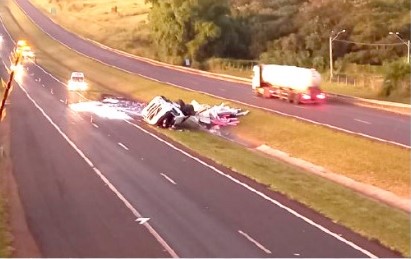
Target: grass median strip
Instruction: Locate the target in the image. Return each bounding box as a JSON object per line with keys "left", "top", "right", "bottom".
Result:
{"left": 6, "top": 0, "right": 410, "bottom": 198}
{"left": 1, "top": 0, "right": 410, "bottom": 255}
{"left": 30, "top": 0, "right": 411, "bottom": 104}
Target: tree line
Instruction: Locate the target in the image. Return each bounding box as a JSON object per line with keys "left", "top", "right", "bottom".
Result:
{"left": 146, "top": 0, "right": 410, "bottom": 69}
{"left": 146, "top": 0, "right": 409, "bottom": 97}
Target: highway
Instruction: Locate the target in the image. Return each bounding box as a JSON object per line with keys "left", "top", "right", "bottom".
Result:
{"left": 13, "top": 0, "right": 411, "bottom": 147}
{"left": 0, "top": 16, "right": 401, "bottom": 257}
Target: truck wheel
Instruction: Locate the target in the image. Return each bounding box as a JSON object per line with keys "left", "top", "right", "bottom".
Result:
{"left": 253, "top": 89, "right": 262, "bottom": 97}
{"left": 263, "top": 88, "right": 271, "bottom": 98}
{"left": 293, "top": 94, "right": 301, "bottom": 105}
{"left": 287, "top": 93, "right": 294, "bottom": 103}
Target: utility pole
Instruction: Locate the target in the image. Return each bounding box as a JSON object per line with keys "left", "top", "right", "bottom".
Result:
{"left": 408, "top": 40, "right": 410, "bottom": 64}
{"left": 389, "top": 32, "right": 410, "bottom": 64}
{"left": 329, "top": 35, "right": 333, "bottom": 81}
{"left": 329, "top": 29, "right": 346, "bottom": 81}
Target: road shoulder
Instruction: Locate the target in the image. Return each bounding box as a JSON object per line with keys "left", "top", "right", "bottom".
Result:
{"left": 0, "top": 115, "right": 41, "bottom": 257}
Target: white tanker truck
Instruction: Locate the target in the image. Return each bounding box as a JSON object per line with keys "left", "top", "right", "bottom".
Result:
{"left": 252, "top": 64, "right": 325, "bottom": 104}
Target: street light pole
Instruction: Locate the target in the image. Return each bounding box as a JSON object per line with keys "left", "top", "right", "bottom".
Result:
{"left": 329, "top": 29, "right": 345, "bottom": 81}
{"left": 408, "top": 40, "right": 410, "bottom": 64}
{"left": 389, "top": 32, "right": 410, "bottom": 64}
{"left": 329, "top": 35, "right": 333, "bottom": 81}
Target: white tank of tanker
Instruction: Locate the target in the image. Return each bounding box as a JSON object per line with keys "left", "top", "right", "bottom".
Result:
{"left": 252, "top": 64, "right": 325, "bottom": 104}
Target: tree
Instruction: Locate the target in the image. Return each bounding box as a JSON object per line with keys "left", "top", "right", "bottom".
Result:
{"left": 147, "top": 0, "right": 249, "bottom": 63}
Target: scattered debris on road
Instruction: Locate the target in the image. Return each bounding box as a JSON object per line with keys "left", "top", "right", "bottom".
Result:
{"left": 69, "top": 95, "right": 249, "bottom": 131}
{"left": 141, "top": 96, "right": 249, "bottom": 129}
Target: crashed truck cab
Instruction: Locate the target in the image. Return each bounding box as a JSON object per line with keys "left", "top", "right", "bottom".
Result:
{"left": 141, "top": 96, "right": 188, "bottom": 128}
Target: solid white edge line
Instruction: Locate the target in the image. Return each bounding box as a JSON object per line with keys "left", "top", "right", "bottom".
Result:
{"left": 0, "top": 15, "right": 379, "bottom": 257}
{"left": 238, "top": 230, "right": 271, "bottom": 254}
{"left": 14, "top": 82, "right": 178, "bottom": 258}
{"left": 2, "top": 27, "right": 376, "bottom": 258}
{"left": 123, "top": 120, "right": 377, "bottom": 258}
{"left": 7, "top": 5, "right": 409, "bottom": 149}
{"left": 160, "top": 173, "right": 177, "bottom": 185}
{"left": 118, "top": 142, "right": 129, "bottom": 151}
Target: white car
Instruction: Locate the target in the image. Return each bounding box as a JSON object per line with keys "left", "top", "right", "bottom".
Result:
{"left": 68, "top": 72, "right": 88, "bottom": 91}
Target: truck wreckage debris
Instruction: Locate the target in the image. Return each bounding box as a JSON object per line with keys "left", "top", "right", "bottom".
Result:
{"left": 141, "top": 96, "right": 249, "bottom": 129}
{"left": 69, "top": 95, "right": 249, "bottom": 130}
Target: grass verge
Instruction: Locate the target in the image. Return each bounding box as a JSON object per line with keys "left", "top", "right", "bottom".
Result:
{"left": 0, "top": 164, "right": 11, "bottom": 258}
{"left": 0, "top": 91, "right": 11, "bottom": 257}
{"left": 1, "top": 0, "right": 410, "bottom": 255}
{"left": 11, "top": 0, "right": 410, "bottom": 198}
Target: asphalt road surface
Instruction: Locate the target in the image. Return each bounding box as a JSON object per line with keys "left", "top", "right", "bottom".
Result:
{"left": 0, "top": 17, "right": 402, "bottom": 257}
{"left": 13, "top": 0, "right": 411, "bottom": 147}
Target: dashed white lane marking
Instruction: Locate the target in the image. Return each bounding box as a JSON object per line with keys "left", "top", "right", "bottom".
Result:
{"left": 123, "top": 120, "right": 377, "bottom": 258}
{"left": 160, "top": 173, "right": 177, "bottom": 185}
{"left": 59, "top": 99, "right": 64, "bottom": 103}
{"left": 15, "top": 82, "right": 178, "bottom": 258}
{"left": 118, "top": 142, "right": 129, "bottom": 151}
{"left": 92, "top": 123, "right": 99, "bottom": 128}
{"left": 7, "top": 4, "right": 407, "bottom": 149}
{"left": 238, "top": 230, "right": 271, "bottom": 254}
{"left": 354, "top": 119, "right": 371, "bottom": 125}
{"left": 9, "top": 10, "right": 411, "bottom": 149}
{"left": 0, "top": 16, "right": 381, "bottom": 257}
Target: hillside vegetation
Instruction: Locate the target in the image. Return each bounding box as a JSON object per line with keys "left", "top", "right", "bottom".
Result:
{"left": 32, "top": 0, "right": 410, "bottom": 101}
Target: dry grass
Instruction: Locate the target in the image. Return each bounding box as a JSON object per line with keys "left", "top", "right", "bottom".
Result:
{"left": 31, "top": 0, "right": 153, "bottom": 57}
{"left": 29, "top": 0, "right": 411, "bottom": 103}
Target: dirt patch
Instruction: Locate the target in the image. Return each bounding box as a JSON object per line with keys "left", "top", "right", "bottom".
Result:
{"left": 0, "top": 116, "right": 41, "bottom": 257}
